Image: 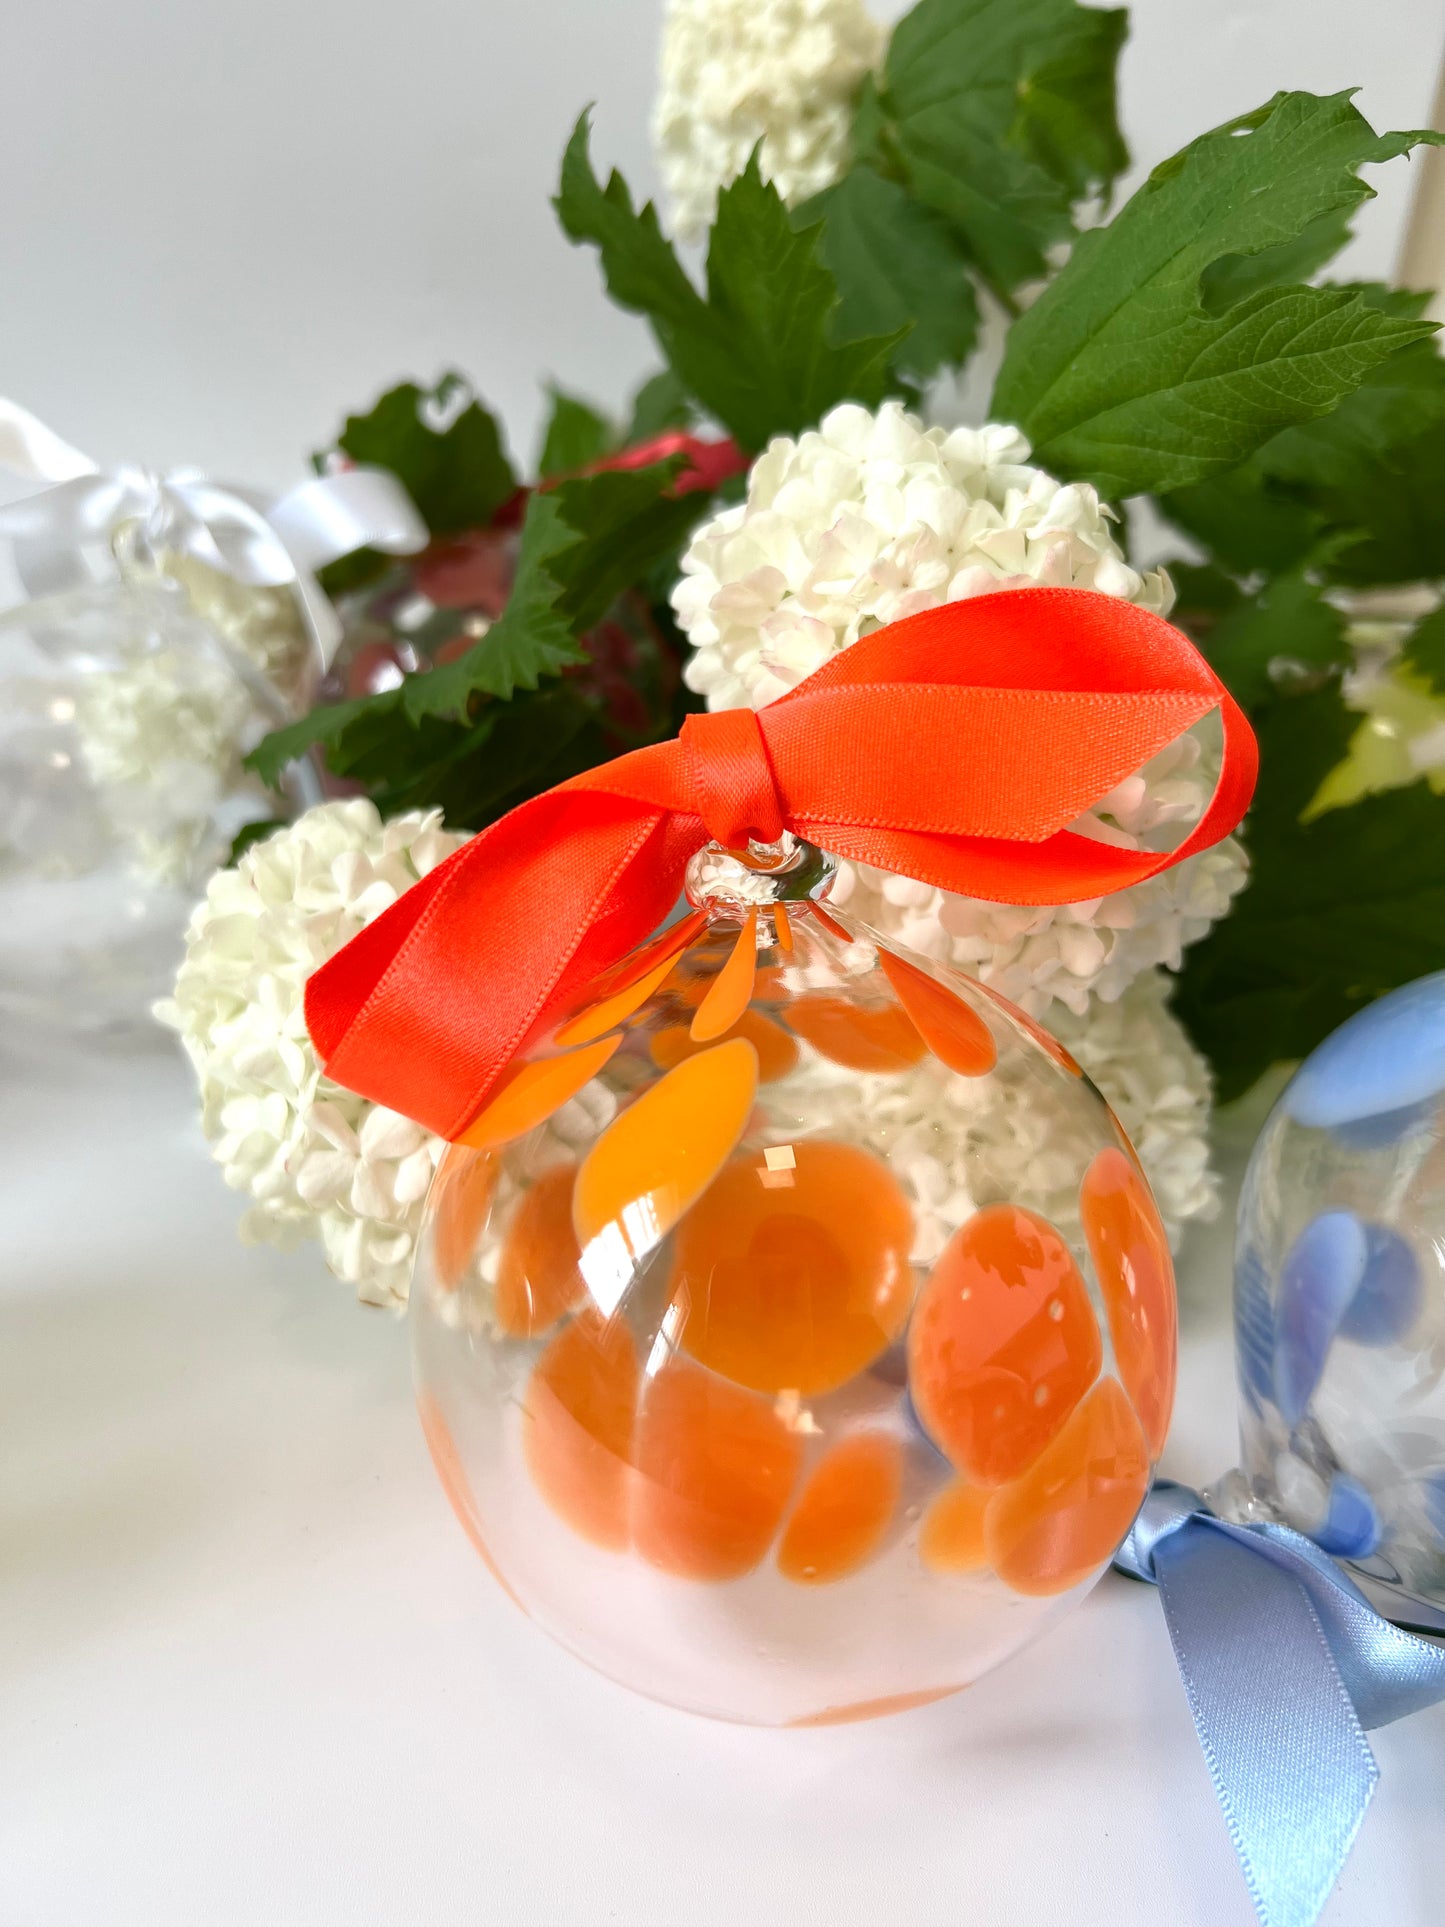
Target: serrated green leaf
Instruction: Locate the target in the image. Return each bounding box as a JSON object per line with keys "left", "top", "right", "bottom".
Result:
{"left": 803, "top": 167, "right": 979, "bottom": 379}
{"left": 546, "top": 459, "right": 702, "bottom": 632}
{"left": 1403, "top": 603, "right": 1445, "bottom": 695}
{"left": 993, "top": 92, "right": 1440, "bottom": 498}
{"left": 878, "top": 0, "right": 1126, "bottom": 293}
{"left": 554, "top": 115, "right": 902, "bottom": 449}
{"left": 626, "top": 369, "right": 694, "bottom": 442}
{"left": 537, "top": 385, "right": 615, "bottom": 478}
{"left": 401, "top": 492, "right": 585, "bottom": 718}
{"left": 1198, "top": 207, "right": 1356, "bottom": 316}
{"left": 1198, "top": 570, "right": 1349, "bottom": 709}
{"left": 1161, "top": 331, "right": 1445, "bottom": 579}
{"left": 1173, "top": 679, "right": 1445, "bottom": 1100}
{"left": 335, "top": 375, "right": 518, "bottom": 535}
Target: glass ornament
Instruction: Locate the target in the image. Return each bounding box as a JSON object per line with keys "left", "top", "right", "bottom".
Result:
{"left": 0, "top": 551, "right": 314, "bottom": 1035}
{"left": 1234, "top": 971, "right": 1445, "bottom": 1626}
{"left": 410, "top": 836, "right": 1174, "bottom": 1725}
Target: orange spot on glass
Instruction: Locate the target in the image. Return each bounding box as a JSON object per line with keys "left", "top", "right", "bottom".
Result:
{"left": 417, "top": 1392, "right": 526, "bottom": 1609}
{"left": 690, "top": 909, "right": 758, "bottom": 1043}
{"left": 573, "top": 911, "right": 707, "bottom": 1009}
{"left": 786, "top": 994, "right": 928, "bottom": 1073}
{"left": 777, "top": 1432, "right": 903, "bottom": 1584}
{"left": 787, "top": 1683, "right": 966, "bottom": 1726}
{"left": 919, "top": 1481, "right": 991, "bottom": 1574}
{"left": 672, "top": 1140, "right": 915, "bottom": 1396}
{"left": 523, "top": 1308, "right": 640, "bottom": 1550}
{"left": 556, "top": 951, "right": 687, "bottom": 1049}
{"left": 1081, "top": 1147, "right": 1177, "bottom": 1458}
{"left": 632, "top": 1358, "right": 802, "bottom": 1580}
{"left": 573, "top": 1038, "right": 759, "bottom": 1259}
{"left": 973, "top": 978, "right": 1083, "bottom": 1076}
{"left": 649, "top": 1007, "right": 799, "bottom": 1083}
{"left": 984, "top": 1376, "right": 1149, "bottom": 1596}
{"left": 459, "top": 1033, "right": 622, "bottom": 1151}
{"left": 432, "top": 1147, "right": 496, "bottom": 1289}
{"left": 908, "top": 1203, "right": 1102, "bottom": 1486}
{"left": 879, "top": 952, "right": 997, "bottom": 1077}
{"left": 805, "top": 903, "right": 854, "bottom": 946}
{"left": 495, "top": 1163, "right": 586, "bottom": 1338}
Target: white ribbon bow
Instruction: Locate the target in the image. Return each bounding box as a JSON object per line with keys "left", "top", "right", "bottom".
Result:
{"left": 0, "top": 398, "right": 429, "bottom": 668}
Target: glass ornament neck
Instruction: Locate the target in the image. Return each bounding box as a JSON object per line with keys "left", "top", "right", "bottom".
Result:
{"left": 683, "top": 833, "right": 837, "bottom": 913}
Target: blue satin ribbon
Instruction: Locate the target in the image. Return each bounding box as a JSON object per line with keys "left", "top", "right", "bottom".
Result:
{"left": 1115, "top": 1480, "right": 1445, "bottom": 1927}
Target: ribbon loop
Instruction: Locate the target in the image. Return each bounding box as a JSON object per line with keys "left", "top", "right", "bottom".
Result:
{"left": 0, "top": 397, "right": 429, "bottom": 672}
{"left": 1117, "top": 1480, "right": 1445, "bottom": 1927}
{"left": 680, "top": 707, "right": 785, "bottom": 848}
{"left": 306, "top": 588, "right": 1257, "bottom": 1138}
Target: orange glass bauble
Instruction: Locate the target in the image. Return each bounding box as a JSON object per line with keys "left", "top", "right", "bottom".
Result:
{"left": 411, "top": 836, "right": 1171, "bottom": 1725}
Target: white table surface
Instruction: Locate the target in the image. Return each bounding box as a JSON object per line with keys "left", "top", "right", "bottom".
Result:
{"left": 6, "top": 1026, "right": 1444, "bottom": 1927}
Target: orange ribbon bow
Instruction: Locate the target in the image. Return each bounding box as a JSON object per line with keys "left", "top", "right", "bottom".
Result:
{"left": 306, "top": 588, "right": 1256, "bottom": 1140}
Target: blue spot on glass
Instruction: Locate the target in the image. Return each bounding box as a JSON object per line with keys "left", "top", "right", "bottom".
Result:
{"left": 1338, "top": 1224, "right": 1422, "bottom": 1346}
{"left": 1274, "top": 1210, "right": 1368, "bottom": 1425}
{"left": 1234, "top": 1244, "right": 1275, "bottom": 1412}
{"left": 1285, "top": 970, "right": 1445, "bottom": 1129}
{"left": 1314, "top": 1474, "right": 1382, "bottom": 1559}
{"left": 1423, "top": 1471, "right": 1445, "bottom": 1546}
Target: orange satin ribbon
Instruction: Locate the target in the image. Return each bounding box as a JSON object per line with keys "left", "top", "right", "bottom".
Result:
{"left": 306, "top": 588, "right": 1256, "bottom": 1139}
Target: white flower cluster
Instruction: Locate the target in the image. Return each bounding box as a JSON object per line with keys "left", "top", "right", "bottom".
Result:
{"left": 672, "top": 400, "right": 1246, "bottom": 1029}
{"left": 753, "top": 958, "right": 1214, "bottom": 1259}
{"left": 157, "top": 801, "right": 468, "bottom": 1308}
{"left": 54, "top": 565, "right": 310, "bottom": 888}
{"left": 653, "top": 0, "right": 884, "bottom": 240}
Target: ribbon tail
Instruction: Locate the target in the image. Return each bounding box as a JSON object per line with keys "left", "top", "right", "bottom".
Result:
{"left": 1152, "top": 1521, "right": 1377, "bottom": 1927}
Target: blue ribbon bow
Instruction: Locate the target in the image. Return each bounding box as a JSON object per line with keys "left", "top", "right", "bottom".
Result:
{"left": 1116, "top": 1480, "right": 1445, "bottom": 1927}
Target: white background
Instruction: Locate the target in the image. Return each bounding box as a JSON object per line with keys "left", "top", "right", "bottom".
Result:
{"left": 6, "top": 5, "right": 1445, "bottom": 1924}
{"left": 0, "top": 0, "right": 1441, "bottom": 488}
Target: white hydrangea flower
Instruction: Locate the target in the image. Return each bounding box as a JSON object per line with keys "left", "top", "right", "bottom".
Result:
{"left": 1053, "top": 968, "right": 1219, "bottom": 1238}
{"left": 156, "top": 801, "right": 469, "bottom": 1309}
{"left": 750, "top": 964, "right": 1214, "bottom": 1259}
{"left": 74, "top": 635, "right": 261, "bottom": 887}
{"left": 653, "top": 0, "right": 885, "bottom": 240}
{"left": 673, "top": 399, "right": 1248, "bottom": 1028}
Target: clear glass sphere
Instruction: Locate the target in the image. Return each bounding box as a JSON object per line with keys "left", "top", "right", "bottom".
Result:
{"left": 1235, "top": 971, "right": 1445, "bottom": 1625}
{"left": 411, "top": 843, "right": 1174, "bottom": 1724}
{"left": 0, "top": 569, "right": 310, "bottom": 1035}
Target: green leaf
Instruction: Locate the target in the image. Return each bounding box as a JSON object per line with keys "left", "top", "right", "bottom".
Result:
{"left": 554, "top": 114, "right": 902, "bottom": 450}
{"left": 1173, "top": 679, "right": 1445, "bottom": 1100}
{"left": 626, "top": 369, "right": 694, "bottom": 442}
{"left": 546, "top": 460, "right": 703, "bottom": 633}
{"left": 1197, "top": 570, "right": 1349, "bottom": 710}
{"left": 803, "top": 167, "right": 980, "bottom": 379}
{"left": 992, "top": 92, "right": 1440, "bottom": 498}
{"left": 877, "top": 0, "right": 1126, "bottom": 293}
{"left": 537, "top": 385, "right": 615, "bottom": 477}
{"left": 1161, "top": 331, "right": 1445, "bottom": 580}
{"left": 1403, "top": 603, "right": 1445, "bottom": 696}
{"left": 335, "top": 375, "right": 518, "bottom": 535}
{"left": 1197, "top": 206, "right": 1355, "bottom": 316}
{"left": 402, "top": 492, "right": 586, "bottom": 719}
{"left": 1010, "top": 4, "right": 1129, "bottom": 204}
